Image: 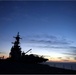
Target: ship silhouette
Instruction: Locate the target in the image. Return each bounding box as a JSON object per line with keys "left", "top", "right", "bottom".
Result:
{"left": 0, "top": 32, "right": 76, "bottom": 74}
{"left": 7, "top": 32, "right": 48, "bottom": 63}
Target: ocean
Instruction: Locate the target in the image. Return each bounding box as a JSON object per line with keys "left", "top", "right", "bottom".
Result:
{"left": 42, "top": 61, "right": 76, "bottom": 71}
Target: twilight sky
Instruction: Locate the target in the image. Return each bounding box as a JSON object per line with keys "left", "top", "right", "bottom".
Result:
{"left": 0, "top": 1, "right": 76, "bottom": 62}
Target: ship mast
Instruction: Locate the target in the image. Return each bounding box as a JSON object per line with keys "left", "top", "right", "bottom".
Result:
{"left": 9, "top": 32, "right": 22, "bottom": 60}
{"left": 12, "top": 32, "right": 22, "bottom": 46}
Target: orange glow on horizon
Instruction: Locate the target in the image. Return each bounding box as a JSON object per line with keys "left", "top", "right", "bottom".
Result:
{"left": 48, "top": 57, "right": 76, "bottom": 63}
{"left": 1, "top": 53, "right": 76, "bottom": 63}
{"left": 44, "top": 56, "right": 76, "bottom": 63}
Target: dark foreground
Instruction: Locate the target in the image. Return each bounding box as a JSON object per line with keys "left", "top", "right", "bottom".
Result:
{"left": 0, "top": 62, "right": 76, "bottom": 74}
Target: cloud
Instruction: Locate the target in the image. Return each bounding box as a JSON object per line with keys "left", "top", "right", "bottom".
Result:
{"left": 74, "top": 57, "right": 76, "bottom": 60}
{"left": 62, "top": 53, "right": 76, "bottom": 56}
{"left": 61, "top": 46, "right": 76, "bottom": 58}
{"left": 35, "top": 45, "right": 67, "bottom": 49}
{"left": 57, "top": 57, "right": 62, "bottom": 59}
{"left": 28, "top": 39, "right": 70, "bottom": 45}
{"left": 22, "top": 34, "right": 76, "bottom": 56}
{"left": 50, "top": 46, "right": 76, "bottom": 49}
{"left": 24, "top": 34, "right": 70, "bottom": 45}
{"left": 68, "top": 46, "right": 76, "bottom": 49}
{"left": 24, "top": 34, "right": 57, "bottom": 39}
{"left": 61, "top": 59, "right": 69, "bottom": 62}
{"left": 65, "top": 56, "right": 70, "bottom": 59}
{"left": 22, "top": 35, "right": 75, "bottom": 53}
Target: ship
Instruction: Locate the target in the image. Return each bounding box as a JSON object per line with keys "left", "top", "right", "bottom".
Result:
{"left": 7, "top": 32, "right": 48, "bottom": 64}
{"left": 0, "top": 33, "right": 76, "bottom": 74}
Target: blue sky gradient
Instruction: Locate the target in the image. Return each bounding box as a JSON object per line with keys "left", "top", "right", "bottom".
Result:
{"left": 0, "top": 1, "right": 76, "bottom": 62}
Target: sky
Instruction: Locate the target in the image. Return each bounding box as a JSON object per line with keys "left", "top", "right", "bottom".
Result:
{"left": 0, "top": 1, "right": 76, "bottom": 62}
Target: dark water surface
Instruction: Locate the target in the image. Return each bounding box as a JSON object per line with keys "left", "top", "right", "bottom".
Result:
{"left": 42, "top": 61, "right": 76, "bottom": 70}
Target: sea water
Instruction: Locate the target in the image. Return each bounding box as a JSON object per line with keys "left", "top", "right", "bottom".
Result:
{"left": 42, "top": 61, "right": 76, "bottom": 71}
